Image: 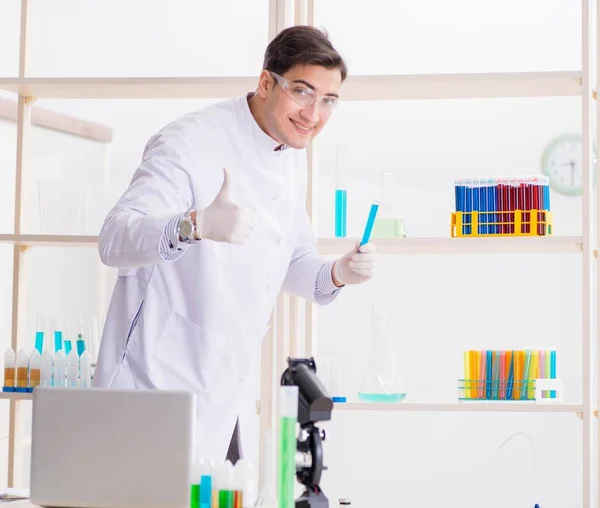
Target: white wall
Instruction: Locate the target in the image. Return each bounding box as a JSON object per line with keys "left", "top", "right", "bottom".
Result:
{"left": 0, "top": 1, "right": 595, "bottom": 506}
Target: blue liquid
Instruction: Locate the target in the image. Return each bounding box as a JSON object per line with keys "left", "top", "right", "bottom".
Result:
{"left": 358, "top": 392, "right": 406, "bottom": 402}
{"left": 64, "top": 340, "right": 72, "bottom": 355}
{"left": 335, "top": 189, "right": 347, "bottom": 237}
{"left": 76, "top": 335, "right": 85, "bottom": 356}
{"left": 54, "top": 331, "right": 63, "bottom": 352}
{"left": 34, "top": 331, "right": 44, "bottom": 354}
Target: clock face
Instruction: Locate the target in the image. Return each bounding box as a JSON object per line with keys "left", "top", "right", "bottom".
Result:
{"left": 541, "top": 134, "right": 596, "bottom": 196}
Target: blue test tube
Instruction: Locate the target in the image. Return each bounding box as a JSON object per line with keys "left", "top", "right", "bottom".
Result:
{"left": 335, "top": 146, "right": 348, "bottom": 237}
{"left": 54, "top": 317, "right": 63, "bottom": 353}
{"left": 35, "top": 315, "right": 44, "bottom": 354}
{"left": 361, "top": 202, "right": 379, "bottom": 246}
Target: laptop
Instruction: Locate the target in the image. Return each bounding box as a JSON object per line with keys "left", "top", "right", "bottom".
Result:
{"left": 30, "top": 387, "right": 195, "bottom": 508}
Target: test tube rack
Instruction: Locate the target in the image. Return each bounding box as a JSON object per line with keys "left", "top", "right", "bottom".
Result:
{"left": 451, "top": 210, "right": 553, "bottom": 238}
{"left": 458, "top": 378, "right": 563, "bottom": 403}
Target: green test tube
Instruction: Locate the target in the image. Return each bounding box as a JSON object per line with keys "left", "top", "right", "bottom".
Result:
{"left": 278, "top": 386, "right": 298, "bottom": 508}
{"left": 219, "top": 490, "right": 234, "bottom": 508}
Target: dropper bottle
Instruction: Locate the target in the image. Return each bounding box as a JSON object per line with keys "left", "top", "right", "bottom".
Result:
{"left": 3, "top": 349, "right": 16, "bottom": 392}
{"left": 15, "top": 349, "right": 29, "bottom": 393}
{"left": 29, "top": 348, "right": 41, "bottom": 391}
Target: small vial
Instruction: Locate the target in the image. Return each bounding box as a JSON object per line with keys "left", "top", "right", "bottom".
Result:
{"left": 29, "top": 348, "right": 42, "bottom": 391}
{"left": 54, "top": 349, "right": 67, "bottom": 387}
{"left": 79, "top": 350, "right": 92, "bottom": 387}
{"left": 41, "top": 350, "right": 54, "bottom": 387}
{"left": 66, "top": 349, "right": 79, "bottom": 387}
{"left": 16, "top": 349, "right": 29, "bottom": 392}
{"left": 3, "top": 348, "right": 16, "bottom": 392}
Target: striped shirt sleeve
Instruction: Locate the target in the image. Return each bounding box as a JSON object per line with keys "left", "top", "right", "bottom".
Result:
{"left": 314, "top": 260, "right": 343, "bottom": 299}
{"left": 158, "top": 212, "right": 200, "bottom": 262}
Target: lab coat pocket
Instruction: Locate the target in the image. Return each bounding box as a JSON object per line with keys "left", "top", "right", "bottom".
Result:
{"left": 150, "top": 310, "right": 228, "bottom": 393}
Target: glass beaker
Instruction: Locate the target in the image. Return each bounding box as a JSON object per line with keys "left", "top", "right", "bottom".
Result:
{"left": 358, "top": 310, "right": 406, "bottom": 402}
{"left": 371, "top": 172, "right": 407, "bottom": 238}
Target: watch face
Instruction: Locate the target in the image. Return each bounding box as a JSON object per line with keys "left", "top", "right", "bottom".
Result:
{"left": 179, "top": 219, "right": 193, "bottom": 239}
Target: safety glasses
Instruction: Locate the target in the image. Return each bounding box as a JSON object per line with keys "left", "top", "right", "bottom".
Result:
{"left": 270, "top": 71, "right": 338, "bottom": 114}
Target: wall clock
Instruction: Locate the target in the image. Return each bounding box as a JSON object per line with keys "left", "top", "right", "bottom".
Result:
{"left": 541, "top": 134, "right": 597, "bottom": 196}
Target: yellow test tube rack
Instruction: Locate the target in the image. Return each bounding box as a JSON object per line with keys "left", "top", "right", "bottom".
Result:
{"left": 450, "top": 209, "right": 553, "bottom": 238}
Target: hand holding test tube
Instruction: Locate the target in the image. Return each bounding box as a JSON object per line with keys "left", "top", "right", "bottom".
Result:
{"left": 331, "top": 201, "right": 379, "bottom": 286}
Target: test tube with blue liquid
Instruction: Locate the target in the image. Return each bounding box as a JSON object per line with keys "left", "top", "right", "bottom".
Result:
{"left": 54, "top": 316, "right": 64, "bottom": 353}
{"left": 335, "top": 145, "right": 348, "bottom": 238}
{"left": 35, "top": 315, "right": 45, "bottom": 354}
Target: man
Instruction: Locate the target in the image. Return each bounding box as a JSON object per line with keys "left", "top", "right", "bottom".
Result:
{"left": 93, "top": 25, "right": 378, "bottom": 462}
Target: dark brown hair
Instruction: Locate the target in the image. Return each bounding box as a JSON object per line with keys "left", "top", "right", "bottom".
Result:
{"left": 263, "top": 25, "right": 348, "bottom": 82}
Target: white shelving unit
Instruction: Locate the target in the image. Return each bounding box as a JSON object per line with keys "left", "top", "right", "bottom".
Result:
{"left": 264, "top": 1, "right": 600, "bottom": 507}
{"left": 1, "top": 0, "right": 598, "bottom": 506}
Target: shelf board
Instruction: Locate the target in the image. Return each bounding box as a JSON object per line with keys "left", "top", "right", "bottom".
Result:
{"left": 0, "top": 392, "right": 32, "bottom": 401}
{"left": 342, "top": 71, "right": 582, "bottom": 100}
{"left": 318, "top": 235, "right": 583, "bottom": 256}
{"left": 0, "top": 76, "right": 257, "bottom": 99}
{"left": 0, "top": 234, "right": 99, "bottom": 247}
{"left": 0, "top": 234, "right": 585, "bottom": 254}
{"left": 335, "top": 401, "right": 583, "bottom": 413}
{"left": 0, "top": 71, "right": 582, "bottom": 100}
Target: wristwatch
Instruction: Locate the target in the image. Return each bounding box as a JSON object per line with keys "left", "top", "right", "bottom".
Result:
{"left": 178, "top": 212, "right": 199, "bottom": 244}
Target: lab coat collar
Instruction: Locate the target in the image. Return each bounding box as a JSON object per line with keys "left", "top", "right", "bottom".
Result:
{"left": 240, "top": 93, "right": 289, "bottom": 153}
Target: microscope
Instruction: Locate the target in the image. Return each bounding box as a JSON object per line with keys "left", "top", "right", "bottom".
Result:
{"left": 280, "top": 357, "right": 334, "bottom": 508}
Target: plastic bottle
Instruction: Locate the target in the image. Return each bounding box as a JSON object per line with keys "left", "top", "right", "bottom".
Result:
{"left": 371, "top": 172, "right": 407, "bottom": 238}
{"left": 53, "top": 349, "right": 67, "bottom": 387}
{"left": 15, "top": 349, "right": 29, "bottom": 393}
{"left": 79, "top": 350, "right": 92, "bottom": 387}
{"left": 41, "top": 350, "right": 53, "bottom": 387}
{"left": 66, "top": 348, "right": 79, "bottom": 387}
{"left": 278, "top": 386, "right": 298, "bottom": 508}
{"left": 3, "top": 348, "right": 16, "bottom": 392}
{"left": 29, "top": 348, "right": 41, "bottom": 391}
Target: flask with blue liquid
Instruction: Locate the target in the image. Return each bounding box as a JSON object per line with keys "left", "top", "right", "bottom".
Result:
{"left": 358, "top": 301, "right": 406, "bottom": 403}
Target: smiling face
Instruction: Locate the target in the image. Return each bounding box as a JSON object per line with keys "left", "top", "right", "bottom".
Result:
{"left": 257, "top": 64, "right": 343, "bottom": 149}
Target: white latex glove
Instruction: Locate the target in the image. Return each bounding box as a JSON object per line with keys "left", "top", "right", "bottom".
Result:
{"left": 332, "top": 242, "right": 378, "bottom": 286}
{"left": 196, "top": 168, "right": 256, "bottom": 244}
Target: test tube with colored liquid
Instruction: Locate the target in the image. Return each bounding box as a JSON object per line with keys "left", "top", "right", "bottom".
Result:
{"left": 335, "top": 145, "right": 348, "bottom": 238}
{"left": 54, "top": 316, "right": 64, "bottom": 353}
{"left": 35, "top": 315, "right": 44, "bottom": 354}
{"left": 278, "top": 386, "right": 298, "bottom": 508}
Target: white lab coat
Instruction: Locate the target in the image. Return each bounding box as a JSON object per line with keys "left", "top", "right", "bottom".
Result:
{"left": 93, "top": 94, "right": 340, "bottom": 461}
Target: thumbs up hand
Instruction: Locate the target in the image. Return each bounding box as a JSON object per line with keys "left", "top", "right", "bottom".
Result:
{"left": 196, "top": 168, "right": 256, "bottom": 244}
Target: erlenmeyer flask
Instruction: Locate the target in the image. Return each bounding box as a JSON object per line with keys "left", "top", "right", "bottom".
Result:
{"left": 371, "top": 172, "right": 407, "bottom": 238}
{"left": 358, "top": 311, "right": 406, "bottom": 402}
